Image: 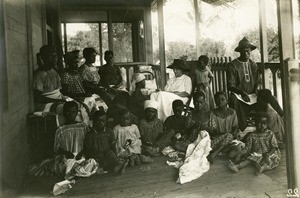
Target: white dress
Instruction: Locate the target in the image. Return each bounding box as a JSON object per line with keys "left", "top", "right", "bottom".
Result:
{"left": 151, "top": 74, "right": 192, "bottom": 121}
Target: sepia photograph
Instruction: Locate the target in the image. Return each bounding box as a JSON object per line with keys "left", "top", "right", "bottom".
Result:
{"left": 0, "top": 0, "right": 299, "bottom": 197}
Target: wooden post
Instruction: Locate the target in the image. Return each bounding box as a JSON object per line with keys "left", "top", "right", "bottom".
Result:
{"left": 286, "top": 59, "right": 300, "bottom": 190}
{"left": 157, "top": 0, "right": 166, "bottom": 88}
{"left": 144, "top": 7, "right": 153, "bottom": 64}
{"left": 107, "top": 10, "right": 113, "bottom": 51}
{"left": 98, "top": 22, "right": 103, "bottom": 66}
{"left": 277, "top": 0, "right": 297, "bottom": 190}
{"left": 258, "top": 0, "right": 269, "bottom": 89}
{"left": 193, "top": 0, "right": 201, "bottom": 57}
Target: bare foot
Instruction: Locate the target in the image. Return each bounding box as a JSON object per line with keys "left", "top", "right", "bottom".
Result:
{"left": 120, "top": 159, "right": 129, "bottom": 175}
{"left": 228, "top": 160, "right": 239, "bottom": 173}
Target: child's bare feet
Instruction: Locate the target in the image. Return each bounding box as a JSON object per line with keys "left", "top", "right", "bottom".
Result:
{"left": 255, "top": 164, "right": 267, "bottom": 175}
{"left": 228, "top": 160, "right": 239, "bottom": 173}
{"left": 113, "top": 163, "right": 123, "bottom": 174}
{"left": 129, "top": 155, "right": 135, "bottom": 167}
{"left": 120, "top": 159, "right": 129, "bottom": 175}
{"left": 135, "top": 154, "right": 141, "bottom": 166}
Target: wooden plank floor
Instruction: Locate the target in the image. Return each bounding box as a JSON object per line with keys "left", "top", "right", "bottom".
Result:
{"left": 20, "top": 150, "right": 287, "bottom": 198}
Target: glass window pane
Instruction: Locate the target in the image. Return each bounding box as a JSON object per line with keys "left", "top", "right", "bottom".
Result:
{"left": 112, "top": 23, "right": 133, "bottom": 62}
{"left": 163, "top": 0, "right": 197, "bottom": 66}
{"left": 65, "top": 23, "right": 100, "bottom": 65}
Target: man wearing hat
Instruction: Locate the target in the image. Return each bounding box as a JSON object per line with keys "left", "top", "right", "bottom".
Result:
{"left": 150, "top": 59, "right": 192, "bottom": 121}
{"left": 227, "top": 37, "right": 282, "bottom": 131}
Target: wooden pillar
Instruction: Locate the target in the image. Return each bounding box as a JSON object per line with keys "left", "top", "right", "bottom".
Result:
{"left": 107, "top": 10, "right": 113, "bottom": 51}
{"left": 258, "top": 0, "right": 269, "bottom": 89}
{"left": 132, "top": 20, "right": 139, "bottom": 62}
{"left": 98, "top": 22, "right": 103, "bottom": 65}
{"left": 157, "top": 0, "right": 166, "bottom": 88}
{"left": 0, "top": 0, "right": 8, "bottom": 112}
{"left": 276, "top": 0, "right": 297, "bottom": 190}
{"left": 194, "top": 0, "right": 201, "bottom": 57}
{"left": 63, "top": 23, "right": 67, "bottom": 53}
{"left": 144, "top": 7, "right": 153, "bottom": 64}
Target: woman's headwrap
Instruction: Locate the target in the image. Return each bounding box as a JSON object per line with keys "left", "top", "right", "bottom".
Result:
{"left": 131, "top": 73, "right": 146, "bottom": 92}
{"left": 144, "top": 100, "right": 159, "bottom": 110}
{"left": 135, "top": 73, "right": 146, "bottom": 83}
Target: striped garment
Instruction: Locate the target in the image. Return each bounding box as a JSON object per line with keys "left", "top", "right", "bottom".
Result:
{"left": 54, "top": 122, "right": 89, "bottom": 155}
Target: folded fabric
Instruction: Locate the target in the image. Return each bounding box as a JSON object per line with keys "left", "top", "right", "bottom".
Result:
{"left": 178, "top": 131, "right": 211, "bottom": 184}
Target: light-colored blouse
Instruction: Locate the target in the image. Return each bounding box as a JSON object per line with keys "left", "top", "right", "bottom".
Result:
{"left": 164, "top": 74, "right": 192, "bottom": 95}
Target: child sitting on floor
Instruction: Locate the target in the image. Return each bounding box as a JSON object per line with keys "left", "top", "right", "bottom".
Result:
{"left": 83, "top": 109, "right": 127, "bottom": 174}
{"left": 155, "top": 100, "right": 187, "bottom": 150}
{"left": 256, "top": 89, "right": 285, "bottom": 149}
{"left": 228, "top": 112, "right": 281, "bottom": 175}
{"left": 140, "top": 100, "right": 163, "bottom": 156}
{"left": 54, "top": 101, "right": 89, "bottom": 156}
{"left": 113, "top": 109, "right": 143, "bottom": 167}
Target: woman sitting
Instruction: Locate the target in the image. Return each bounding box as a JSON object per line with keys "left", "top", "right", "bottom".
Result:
{"left": 61, "top": 50, "right": 89, "bottom": 100}
{"left": 33, "top": 45, "right": 68, "bottom": 112}
{"left": 151, "top": 59, "right": 192, "bottom": 121}
{"left": 61, "top": 50, "right": 108, "bottom": 115}
{"left": 78, "top": 48, "right": 113, "bottom": 106}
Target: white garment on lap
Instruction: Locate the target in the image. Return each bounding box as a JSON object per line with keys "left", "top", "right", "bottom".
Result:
{"left": 178, "top": 131, "right": 211, "bottom": 184}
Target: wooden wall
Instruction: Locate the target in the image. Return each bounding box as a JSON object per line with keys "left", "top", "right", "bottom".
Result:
{"left": 0, "top": 0, "right": 45, "bottom": 191}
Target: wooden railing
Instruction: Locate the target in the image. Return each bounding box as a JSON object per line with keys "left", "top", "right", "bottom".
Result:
{"left": 114, "top": 59, "right": 282, "bottom": 100}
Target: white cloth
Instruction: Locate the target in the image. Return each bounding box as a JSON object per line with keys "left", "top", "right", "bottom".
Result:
{"left": 144, "top": 100, "right": 159, "bottom": 110}
{"left": 150, "top": 74, "right": 192, "bottom": 121}
{"left": 178, "top": 131, "right": 211, "bottom": 184}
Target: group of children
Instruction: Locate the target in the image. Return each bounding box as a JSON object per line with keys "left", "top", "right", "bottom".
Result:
{"left": 30, "top": 54, "right": 284, "bottom": 179}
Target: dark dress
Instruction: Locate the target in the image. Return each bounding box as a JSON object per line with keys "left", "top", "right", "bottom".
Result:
{"left": 84, "top": 127, "right": 119, "bottom": 170}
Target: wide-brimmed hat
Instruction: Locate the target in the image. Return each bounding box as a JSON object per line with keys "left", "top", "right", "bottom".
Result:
{"left": 234, "top": 37, "right": 257, "bottom": 52}
{"left": 167, "top": 59, "right": 189, "bottom": 71}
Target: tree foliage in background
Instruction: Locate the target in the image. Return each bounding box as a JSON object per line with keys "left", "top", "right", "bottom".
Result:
{"left": 244, "top": 27, "right": 280, "bottom": 62}
{"left": 66, "top": 23, "right": 132, "bottom": 62}
{"left": 112, "top": 23, "right": 133, "bottom": 62}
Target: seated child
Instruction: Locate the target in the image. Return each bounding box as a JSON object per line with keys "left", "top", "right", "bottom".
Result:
{"left": 113, "top": 109, "right": 142, "bottom": 167}
{"left": 174, "top": 91, "right": 213, "bottom": 152}
{"left": 54, "top": 101, "right": 89, "bottom": 156}
{"left": 139, "top": 100, "right": 163, "bottom": 156}
{"left": 208, "top": 91, "right": 238, "bottom": 162}
{"left": 228, "top": 112, "right": 281, "bottom": 175}
{"left": 256, "top": 89, "right": 285, "bottom": 149}
{"left": 155, "top": 100, "right": 187, "bottom": 150}
{"left": 83, "top": 109, "right": 126, "bottom": 174}
{"left": 194, "top": 55, "right": 215, "bottom": 110}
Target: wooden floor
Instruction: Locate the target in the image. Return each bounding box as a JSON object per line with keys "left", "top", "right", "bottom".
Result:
{"left": 20, "top": 149, "right": 287, "bottom": 198}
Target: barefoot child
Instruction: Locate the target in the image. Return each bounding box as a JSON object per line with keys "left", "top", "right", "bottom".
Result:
{"left": 228, "top": 112, "right": 281, "bottom": 175}
{"left": 139, "top": 100, "right": 163, "bottom": 156}
{"left": 113, "top": 109, "right": 142, "bottom": 167}
{"left": 194, "top": 55, "right": 215, "bottom": 110}
{"left": 155, "top": 100, "right": 187, "bottom": 150}
{"left": 208, "top": 91, "right": 239, "bottom": 162}
{"left": 83, "top": 109, "right": 125, "bottom": 174}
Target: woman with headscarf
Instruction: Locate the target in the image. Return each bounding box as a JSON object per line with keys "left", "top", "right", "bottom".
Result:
{"left": 139, "top": 100, "right": 163, "bottom": 156}
{"left": 129, "top": 73, "right": 149, "bottom": 120}
{"left": 150, "top": 59, "right": 192, "bottom": 121}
